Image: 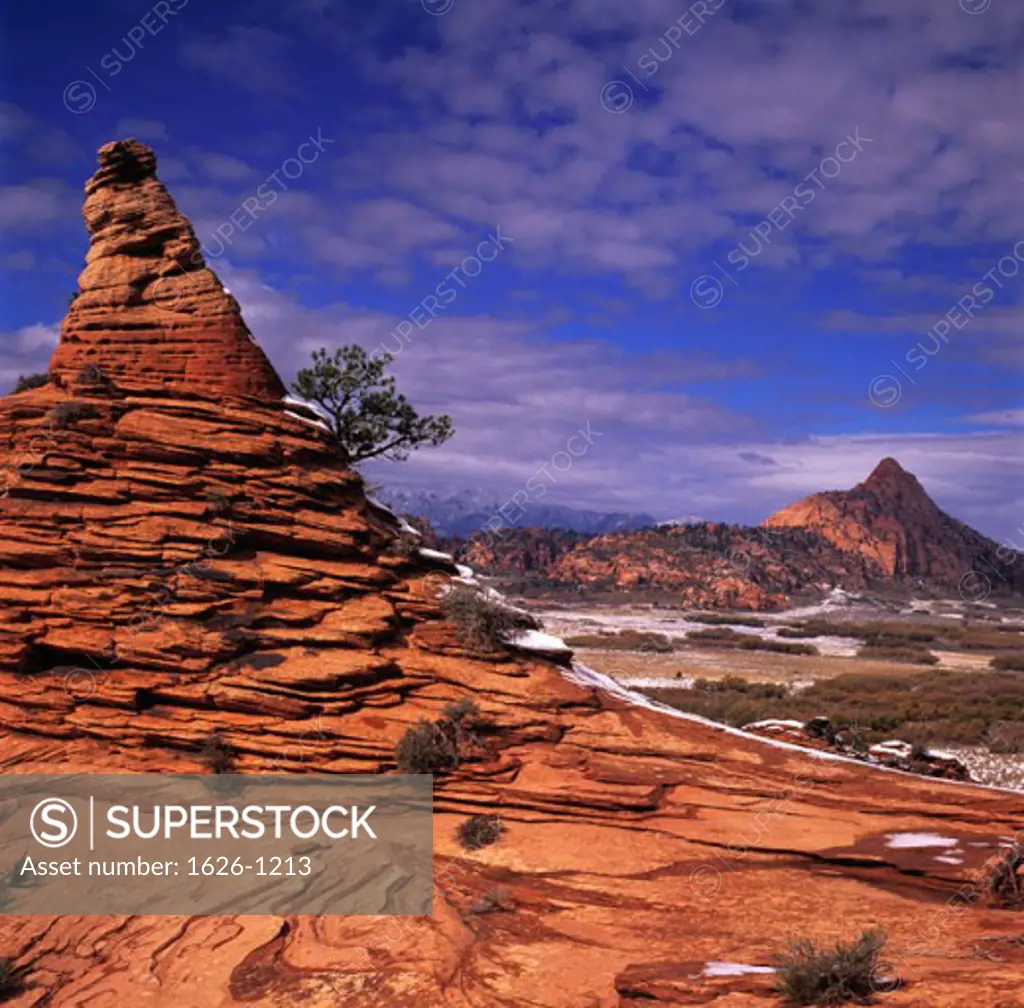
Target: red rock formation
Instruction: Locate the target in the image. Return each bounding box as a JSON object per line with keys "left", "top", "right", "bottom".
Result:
{"left": 1, "top": 144, "right": 1024, "bottom": 1006}
{"left": 763, "top": 457, "right": 1023, "bottom": 592}
{"left": 465, "top": 523, "right": 882, "bottom": 610}
{"left": 48, "top": 139, "right": 285, "bottom": 401}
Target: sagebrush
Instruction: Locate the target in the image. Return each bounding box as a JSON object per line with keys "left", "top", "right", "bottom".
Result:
{"left": 457, "top": 814, "right": 505, "bottom": 850}
{"left": 441, "top": 585, "right": 534, "bottom": 650}
{"left": 773, "top": 927, "right": 890, "bottom": 1005}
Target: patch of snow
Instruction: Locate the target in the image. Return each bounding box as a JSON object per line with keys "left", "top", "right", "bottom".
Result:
{"left": 505, "top": 630, "right": 572, "bottom": 653}
{"left": 871, "top": 741, "right": 913, "bottom": 759}
{"left": 456, "top": 564, "right": 475, "bottom": 579}
{"left": 885, "top": 833, "right": 959, "bottom": 850}
{"left": 620, "top": 676, "right": 695, "bottom": 689}
{"left": 283, "top": 393, "right": 331, "bottom": 420}
{"left": 365, "top": 495, "right": 399, "bottom": 519}
{"left": 935, "top": 855, "right": 964, "bottom": 865}
{"left": 418, "top": 548, "right": 453, "bottom": 562}
{"left": 701, "top": 962, "right": 776, "bottom": 978}
{"left": 398, "top": 519, "right": 422, "bottom": 537}
{"left": 284, "top": 409, "right": 331, "bottom": 433}
{"left": 744, "top": 719, "right": 806, "bottom": 731}
{"left": 924, "top": 748, "right": 959, "bottom": 761}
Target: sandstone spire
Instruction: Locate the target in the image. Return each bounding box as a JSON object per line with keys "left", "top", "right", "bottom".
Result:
{"left": 48, "top": 139, "right": 286, "bottom": 401}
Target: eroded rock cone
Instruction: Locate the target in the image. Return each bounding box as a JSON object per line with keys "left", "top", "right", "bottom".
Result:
{"left": 48, "top": 139, "right": 286, "bottom": 401}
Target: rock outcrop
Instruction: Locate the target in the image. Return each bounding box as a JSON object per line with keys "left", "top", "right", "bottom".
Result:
{"left": 1, "top": 143, "right": 1024, "bottom": 1006}
{"left": 48, "top": 139, "right": 285, "bottom": 401}
{"left": 763, "top": 457, "right": 1023, "bottom": 594}
{"left": 459, "top": 522, "right": 884, "bottom": 610}
{"left": 743, "top": 718, "right": 974, "bottom": 782}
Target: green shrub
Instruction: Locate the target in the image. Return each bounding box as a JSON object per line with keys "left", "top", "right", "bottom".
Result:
{"left": 777, "top": 626, "right": 821, "bottom": 639}
{"left": 440, "top": 585, "right": 534, "bottom": 650}
{"left": 48, "top": 400, "right": 90, "bottom": 430}
{"left": 982, "top": 842, "right": 1024, "bottom": 907}
{"left": 442, "top": 697, "right": 482, "bottom": 726}
{"left": 739, "top": 637, "right": 819, "bottom": 656}
{"left": 469, "top": 887, "right": 514, "bottom": 914}
{"left": 564, "top": 630, "right": 675, "bottom": 652}
{"left": 199, "top": 734, "right": 236, "bottom": 774}
{"left": 76, "top": 364, "right": 113, "bottom": 391}
{"left": 685, "top": 612, "right": 765, "bottom": 627}
{"left": 11, "top": 373, "right": 48, "bottom": 394}
{"left": 457, "top": 814, "right": 505, "bottom": 850}
{"left": 856, "top": 644, "right": 939, "bottom": 665}
{"left": 396, "top": 718, "right": 459, "bottom": 774}
{"left": 773, "top": 927, "right": 890, "bottom": 1005}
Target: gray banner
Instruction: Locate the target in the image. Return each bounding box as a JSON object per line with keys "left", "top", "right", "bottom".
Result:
{"left": 0, "top": 774, "right": 432, "bottom": 915}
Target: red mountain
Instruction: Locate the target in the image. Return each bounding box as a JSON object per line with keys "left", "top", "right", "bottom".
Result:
{"left": 454, "top": 459, "right": 1021, "bottom": 606}
{"left": 763, "top": 457, "right": 1022, "bottom": 595}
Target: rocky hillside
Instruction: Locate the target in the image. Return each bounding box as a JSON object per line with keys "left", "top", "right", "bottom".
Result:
{"left": 452, "top": 523, "right": 884, "bottom": 609}
{"left": 1, "top": 140, "right": 1023, "bottom": 1007}
{"left": 443, "top": 527, "right": 587, "bottom": 578}
{"left": 452, "top": 459, "right": 1021, "bottom": 608}
{"left": 764, "top": 457, "right": 1023, "bottom": 594}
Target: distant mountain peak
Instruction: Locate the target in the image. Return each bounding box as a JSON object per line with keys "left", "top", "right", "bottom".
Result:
{"left": 764, "top": 457, "right": 1018, "bottom": 588}
{"left": 858, "top": 457, "right": 926, "bottom": 498}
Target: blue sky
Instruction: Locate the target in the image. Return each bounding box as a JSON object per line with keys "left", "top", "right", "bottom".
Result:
{"left": 1, "top": 0, "right": 1022, "bottom": 541}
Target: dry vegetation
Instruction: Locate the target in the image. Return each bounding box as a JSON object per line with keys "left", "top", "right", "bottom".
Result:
{"left": 646, "top": 669, "right": 1024, "bottom": 749}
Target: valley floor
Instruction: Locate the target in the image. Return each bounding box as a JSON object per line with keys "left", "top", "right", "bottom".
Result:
{"left": 522, "top": 592, "right": 1024, "bottom": 791}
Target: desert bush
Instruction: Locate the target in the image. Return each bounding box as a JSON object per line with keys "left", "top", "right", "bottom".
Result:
{"left": 686, "top": 626, "right": 745, "bottom": 646}
{"left": 988, "top": 721, "right": 1024, "bottom": 754}
{"left": 440, "top": 585, "right": 534, "bottom": 650}
{"left": 11, "top": 373, "right": 48, "bottom": 394}
{"left": 396, "top": 718, "right": 460, "bottom": 774}
{"left": 76, "top": 364, "right": 112, "bottom": 391}
{"left": 442, "top": 697, "right": 482, "bottom": 726}
{"left": 48, "top": 400, "right": 89, "bottom": 430}
{"left": 738, "top": 637, "right": 819, "bottom": 656}
{"left": 564, "top": 630, "right": 675, "bottom": 652}
{"left": 982, "top": 842, "right": 1024, "bottom": 907}
{"left": 469, "top": 887, "right": 514, "bottom": 914}
{"left": 777, "top": 626, "right": 821, "bottom": 639}
{"left": 648, "top": 668, "right": 1024, "bottom": 750}
{"left": 387, "top": 531, "right": 421, "bottom": 559}
{"left": 457, "top": 814, "right": 505, "bottom": 850}
{"left": 204, "top": 492, "right": 234, "bottom": 518}
{"left": 694, "top": 676, "right": 788, "bottom": 699}
{"left": 685, "top": 612, "right": 766, "bottom": 627}
{"left": 991, "top": 654, "right": 1024, "bottom": 672}
{"left": 199, "top": 733, "right": 236, "bottom": 774}
{"left": 773, "top": 927, "right": 890, "bottom": 1005}
{"left": 856, "top": 644, "right": 939, "bottom": 665}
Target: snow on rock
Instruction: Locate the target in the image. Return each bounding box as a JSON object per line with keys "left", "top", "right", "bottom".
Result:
{"left": 744, "top": 719, "right": 807, "bottom": 731}
{"left": 417, "top": 547, "right": 454, "bottom": 562}
{"left": 871, "top": 741, "right": 914, "bottom": 760}
{"left": 398, "top": 519, "right": 422, "bottom": 538}
{"left": 884, "top": 832, "right": 959, "bottom": 849}
{"left": 284, "top": 409, "right": 331, "bottom": 433}
{"left": 505, "top": 630, "right": 572, "bottom": 654}
{"left": 456, "top": 564, "right": 475, "bottom": 580}
{"left": 701, "top": 963, "right": 776, "bottom": 978}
